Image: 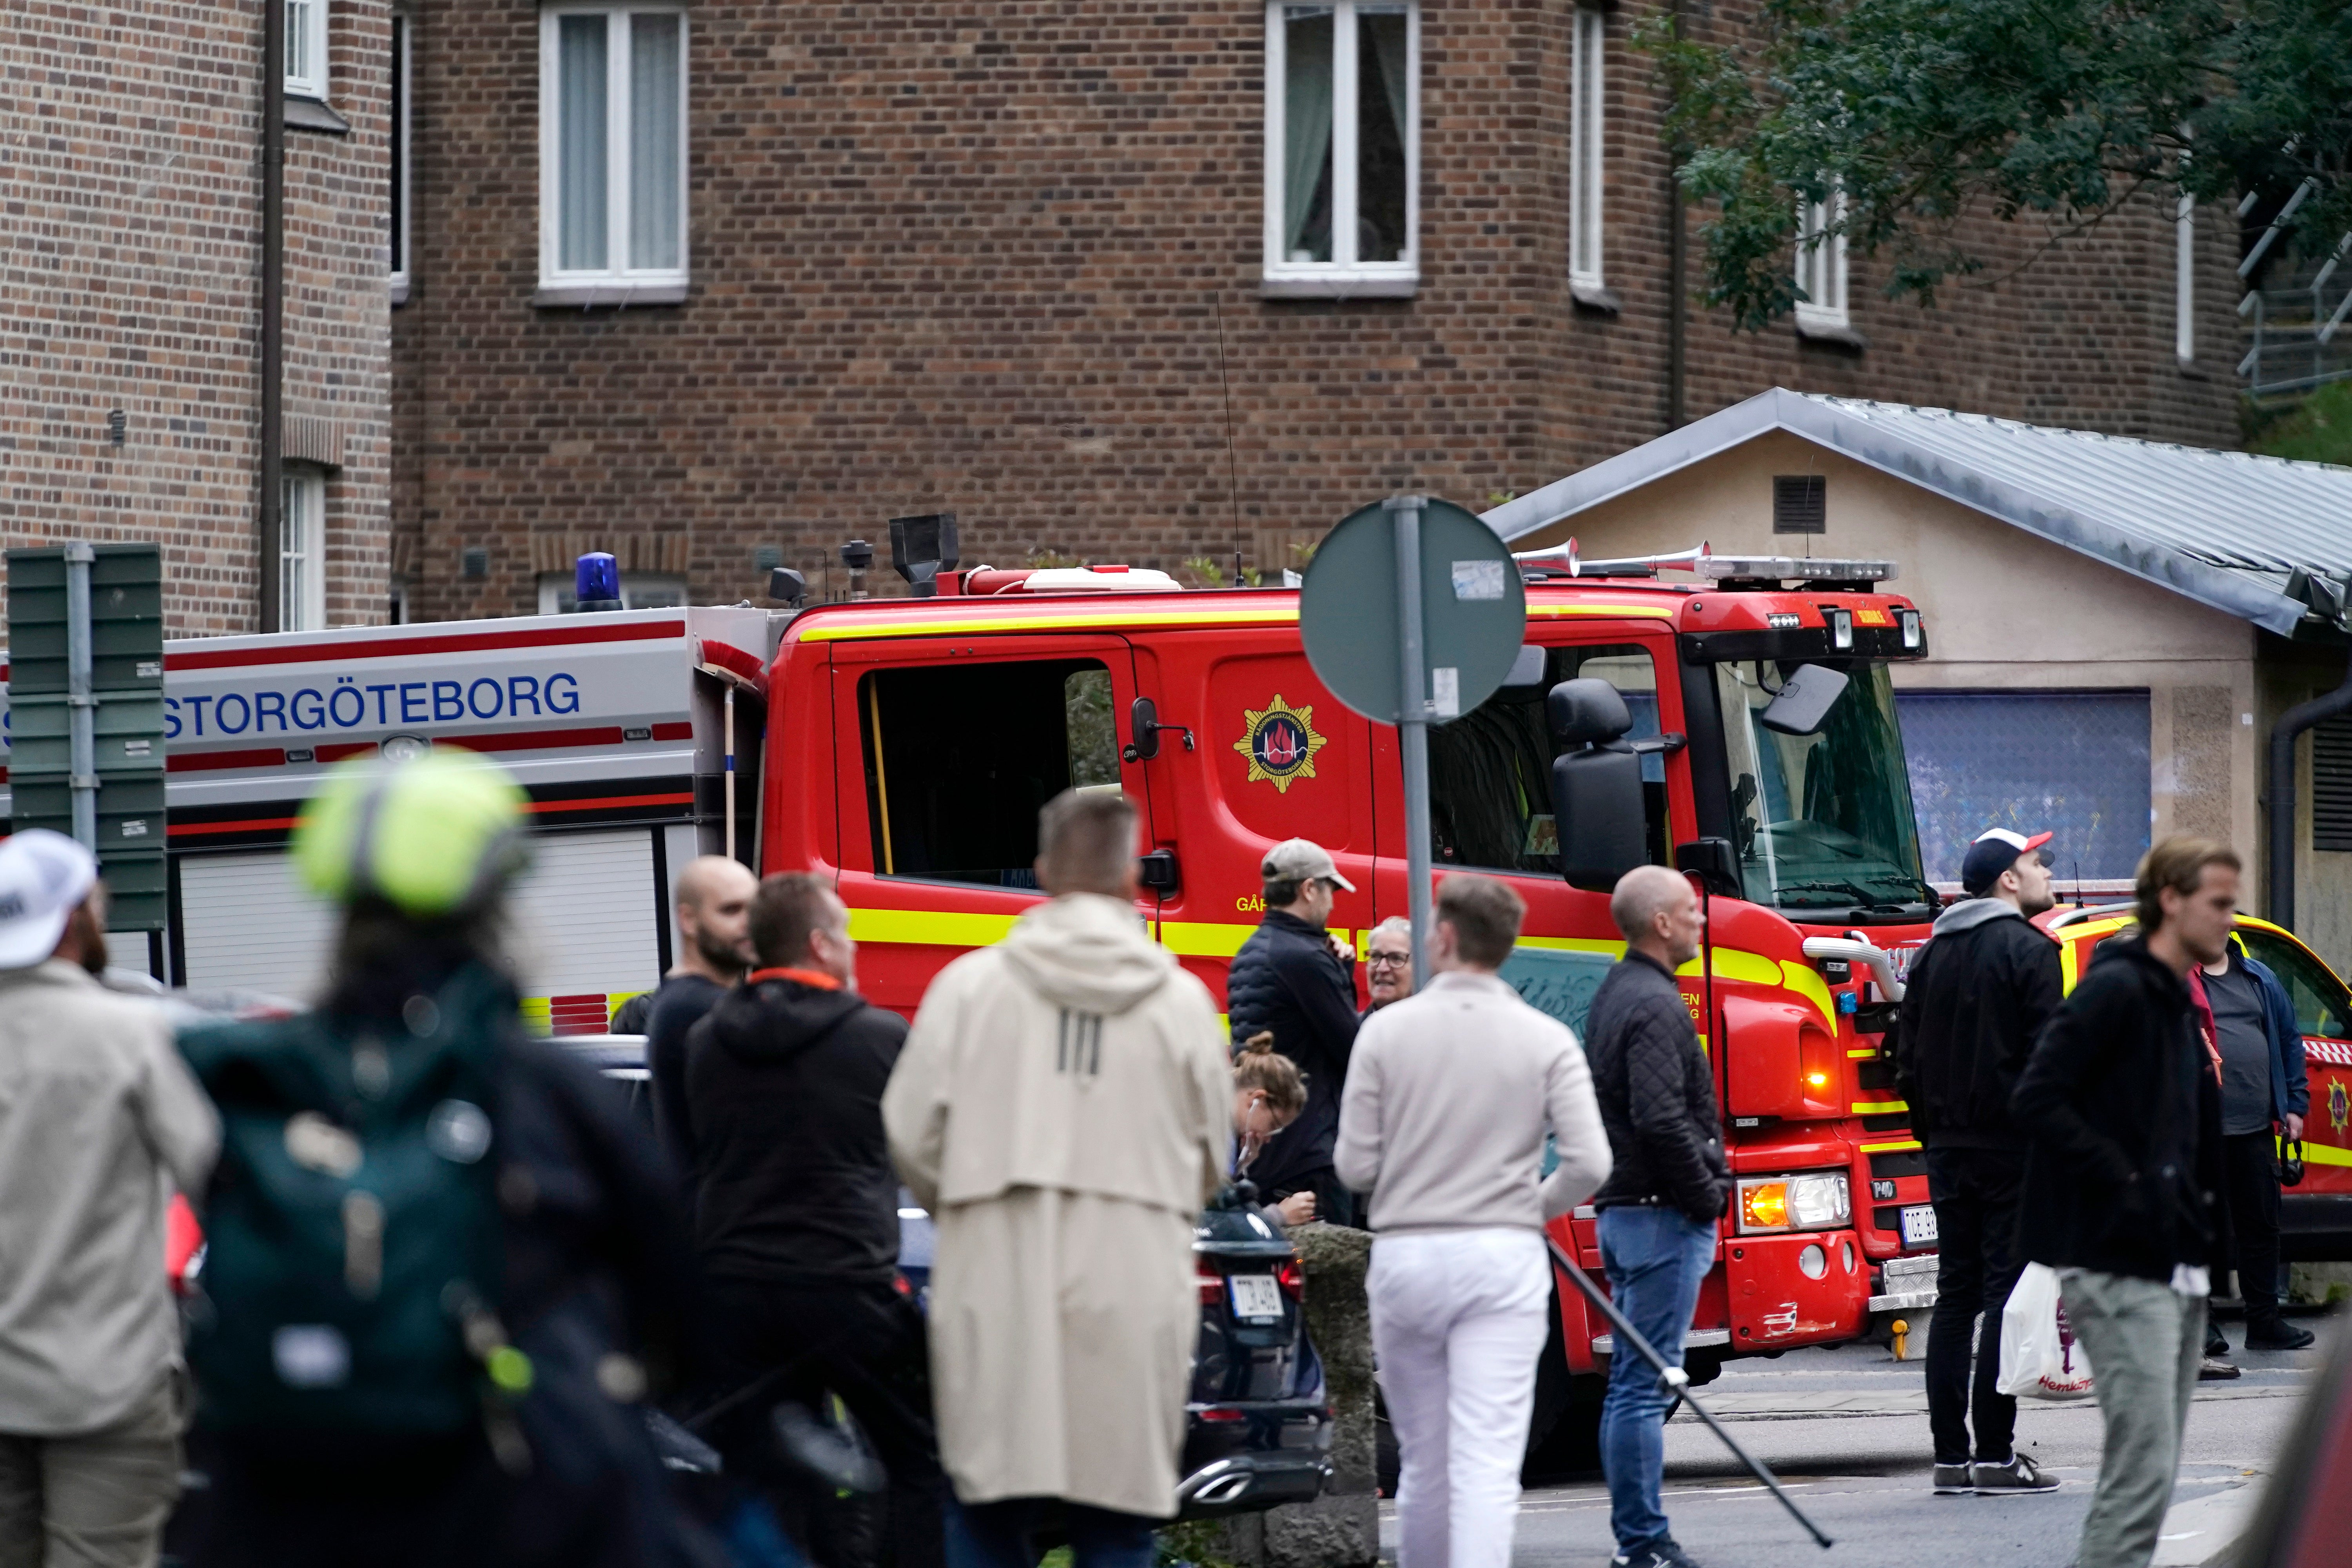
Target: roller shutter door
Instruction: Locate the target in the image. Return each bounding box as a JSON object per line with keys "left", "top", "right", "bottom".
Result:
{"left": 178, "top": 830, "right": 662, "bottom": 1024}
{"left": 179, "top": 852, "right": 339, "bottom": 1001}
{"left": 1896, "top": 690, "right": 2151, "bottom": 884}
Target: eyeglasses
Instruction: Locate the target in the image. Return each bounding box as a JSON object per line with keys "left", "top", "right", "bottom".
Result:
{"left": 1367, "top": 951, "right": 1411, "bottom": 969}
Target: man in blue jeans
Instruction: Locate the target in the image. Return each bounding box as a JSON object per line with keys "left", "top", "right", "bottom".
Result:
{"left": 1584, "top": 867, "right": 1732, "bottom": 1568}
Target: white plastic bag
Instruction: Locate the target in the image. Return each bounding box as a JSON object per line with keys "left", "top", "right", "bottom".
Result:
{"left": 1996, "top": 1263, "right": 2096, "bottom": 1400}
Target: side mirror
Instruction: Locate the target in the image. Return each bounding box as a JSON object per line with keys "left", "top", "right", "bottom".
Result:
{"left": 1126, "top": 696, "right": 1161, "bottom": 761}
{"left": 1759, "top": 664, "right": 1849, "bottom": 736}
{"left": 1675, "top": 837, "right": 1740, "bottom": 898}
{"left": 1548, "top": 678, "right": 1644, "bottom": 892}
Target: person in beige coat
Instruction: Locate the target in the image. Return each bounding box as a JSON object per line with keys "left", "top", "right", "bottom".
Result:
{"left": 883, "top": 789, "right": 1229, "bottom": 1568}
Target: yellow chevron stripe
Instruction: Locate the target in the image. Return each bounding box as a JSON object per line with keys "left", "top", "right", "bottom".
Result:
{"left": 798, "top": 605, "right": 1300, "bottom": 642}
{"left": 2294, "top": 1140, "right": 2352, "bottom": 1168}
{"left": 1853, "top": 1100, "right": 1909, "bottom": 1115}
{"left": 846, "top": 907, "right": 1021, "bottom": 947}
{"left": 1159, "top": 920, "right": 1260, "bottom": 958}
{"left": 1862, "top": 1140, "right": 1924, "bottom": 1153}
{"left": 1526, "top": 604, "right": 1678, "bottom": 621}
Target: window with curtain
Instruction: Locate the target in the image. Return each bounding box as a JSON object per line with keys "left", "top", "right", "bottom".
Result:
{"left": 2174, "top": 194, "right": 2196, "bottom": 362}
{"left": 1570, "top": 7, "right": 1605, "bottom": 290}
{"left": 1795, "top": 188, "right": 1848, "bottom": 330}
{"left": 540, "top": 4, "right": 687, "bottom": 289}
{"left": 1263, "top": 1, "right": 1417, "bottom": 293}
{"left": 281, "top": 468, "right": 327, "bottom": 633}
{"left": 285, "top": 0, "right": 329, "bottom": 98}
{"left": 391, "top": 11, "right": 410, "bottom": 298}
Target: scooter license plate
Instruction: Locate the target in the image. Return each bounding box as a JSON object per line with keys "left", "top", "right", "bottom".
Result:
{"left": 1900, "top": 1204, "right": 1939, "bottom": 1246}
{"left": 1228, "top": 1274, "right": 1283, "bottom": 1321}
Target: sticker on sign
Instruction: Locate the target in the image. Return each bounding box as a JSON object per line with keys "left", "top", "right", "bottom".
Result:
{"left": 1431, "top": 666, "right": 1460, "bottom": 718}
{"left": 1452, "top": 559, "right": 1507, "bottom": 601}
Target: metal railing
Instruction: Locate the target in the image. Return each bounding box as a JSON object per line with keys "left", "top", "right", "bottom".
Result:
{"left": 2238, "top": 205, "right": 2352, "bottom": 398}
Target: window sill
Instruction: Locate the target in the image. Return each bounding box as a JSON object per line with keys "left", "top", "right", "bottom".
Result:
{"left": 285, "top": 94, "right": 350, "bottom": 134}
{"left": 1259, "top": 272, "right": 1419, "bottom": 301}
{"left": 390, "top": 275, "right": 410, "bottom": 307}
{"left": 2176, "top": 359, "right": 2212, "bottom": 382}
{"left": 1571, "top": 279, "right": 1622, "bottom": 316}
{"left": 1794, "top": 315, "right": 1868, "bottom": 351}
{"left": 533, "top": 280, "right": 691, "bottom": 309}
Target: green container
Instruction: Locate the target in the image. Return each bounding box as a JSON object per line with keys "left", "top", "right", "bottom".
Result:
{"left": 7, "top": 693, "right": 168, "bottom": 776}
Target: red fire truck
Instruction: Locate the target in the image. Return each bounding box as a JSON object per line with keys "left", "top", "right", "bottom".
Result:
{"left": 755, "top": 551, "right": 1942, "bottom": 1461}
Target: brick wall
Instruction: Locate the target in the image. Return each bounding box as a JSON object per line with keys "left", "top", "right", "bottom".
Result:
{"left": 0, "top": 0, "right": 394, "bottom": 637}
{"left": 392, "top": 0, "right": 2242, "bottom": 620}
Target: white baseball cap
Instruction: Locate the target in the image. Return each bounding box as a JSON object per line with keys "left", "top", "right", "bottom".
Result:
{"left": 0, "top": 829, "right": 99, "bottom": 969}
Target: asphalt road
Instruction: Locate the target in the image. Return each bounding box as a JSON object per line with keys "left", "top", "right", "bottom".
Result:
{"left": 1380, "top": 1319, "right": 2332, "bottom": 1568}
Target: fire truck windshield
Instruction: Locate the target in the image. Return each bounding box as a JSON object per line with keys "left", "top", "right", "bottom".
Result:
{"left": 1714, "top": 661, "right": 1933, "bottom": 920}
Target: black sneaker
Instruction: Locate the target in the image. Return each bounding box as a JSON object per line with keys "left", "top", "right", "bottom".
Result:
{"left": 1973, "top": 1453, "right": 2059, "bottom": 1494}
{"left": 1933, "top": 1463, "right": 1975, "bottom": 1496}
{"left": 1612, "top": 1542, "right": 1700, "bottom": 1568}
{"left": 2244, "top": 1319, "right": 2317, "bottom": 1351}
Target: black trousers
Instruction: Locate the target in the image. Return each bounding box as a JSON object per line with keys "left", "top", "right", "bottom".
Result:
{"left": 704, "top": 1276, "right": 947, "bottom": 1568}
{"left": 2216, "top": 1130, "right": 2286, "bottom": 1325}
{"left": 1924, "top": 1145, "right": 2027, "bottom": 1465}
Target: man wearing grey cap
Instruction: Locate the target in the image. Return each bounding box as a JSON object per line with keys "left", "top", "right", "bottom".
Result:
{"left": 1226, "top": 839, "right": 1362, "bottom": 1227}
{"left": 0, "top": 830, "right": 220, "bottom": 1566}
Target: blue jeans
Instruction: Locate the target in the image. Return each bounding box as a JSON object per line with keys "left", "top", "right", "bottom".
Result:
{"left": 1596, "top": 1205, "right": 1719, "bottom": 1553}
{"left": 942, "top": 1495, "right": 1157, "bottom": 1568}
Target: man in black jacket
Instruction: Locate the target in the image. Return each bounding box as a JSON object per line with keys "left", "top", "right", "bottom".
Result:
{"left": 2013, "top": 838, "right": 2235, "bottom": 1568}
{"left": 1226, "top": 838, "right": 1361, "bottom": 1227}
{"left": 1893, "top": 826, "right": 2063, "bottom": 1497}
{"left": 1586, "top": 866, "right": 1730, "bottom": 1568}
{"left": 685, "top": 872, "right": 943, "bottom": 1568}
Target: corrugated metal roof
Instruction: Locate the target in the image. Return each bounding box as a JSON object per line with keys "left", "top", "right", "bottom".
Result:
{"left": 1480, "top": 388, "right": 2352, "bottom": 636}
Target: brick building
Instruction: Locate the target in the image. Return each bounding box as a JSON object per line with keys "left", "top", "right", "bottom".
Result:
{"left": 385, "top": 1, "right": 2243, "bottom": 619}
{"left": 0, "top": 0, "right": 395, "bottom": 637}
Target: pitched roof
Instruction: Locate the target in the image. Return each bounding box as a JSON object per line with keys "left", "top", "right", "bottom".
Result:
{"left": 1479, "top": 387, "right": 2352, "bottom": 635}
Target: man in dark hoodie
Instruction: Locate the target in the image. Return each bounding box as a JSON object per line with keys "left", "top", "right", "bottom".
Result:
{"left": 1892, "top": 826, "right": 2063, "bottom": 1497}
{"left": 2013, "top": 838, "right": 2234, "bottom": 1568}
{"left": 1225, "top": 838, "right": 1361, "bottom": 1227}
{"left": 684, "top": 872, "right": 943, "bottom": 1568}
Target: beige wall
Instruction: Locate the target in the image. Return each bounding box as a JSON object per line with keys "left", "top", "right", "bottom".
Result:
{"left": 1524, "top": 430, "right": 2265, "bottom": 905}
{"left": 2262, "top": 643, "right": 2352, "bottom": 976}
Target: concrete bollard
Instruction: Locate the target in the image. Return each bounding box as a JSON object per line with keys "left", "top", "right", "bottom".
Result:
{"left": 1216, "top": 1222, "right": 1380, "bottom": 1568}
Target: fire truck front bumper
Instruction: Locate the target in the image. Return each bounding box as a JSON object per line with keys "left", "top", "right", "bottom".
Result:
{"left": 1867, "top": 1252, "right": 1940, "bottom": 1313}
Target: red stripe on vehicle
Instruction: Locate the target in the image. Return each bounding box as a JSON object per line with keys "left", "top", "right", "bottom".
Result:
{"left": 652, "top": 721, "right": 692, "bottom": 740}
{"left": 523, "top": 792, "right": 693, "bottom": 815}
{"left": 170, "top": 817, "right": 300, "bottom": 838}
{"left": 167, "top": 748, "right": 289, "bottom": 773}
{"left": 434, "top": 726, "right": 629, "bottom": 754}
{"left": 165, "top": 619, "right": 688, "bottom": 671}
{"left": 316, "top": 741, "right": 377, "bottom": 763}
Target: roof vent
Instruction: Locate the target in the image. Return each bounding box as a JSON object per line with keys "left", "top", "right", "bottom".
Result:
{"left": 1773, "top": 475, "right": 1826, "bottom": 534}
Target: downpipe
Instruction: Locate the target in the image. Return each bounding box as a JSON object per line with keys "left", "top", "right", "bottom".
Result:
{"left": 2267, "top": 655, "right": 2352, "bottom": 933}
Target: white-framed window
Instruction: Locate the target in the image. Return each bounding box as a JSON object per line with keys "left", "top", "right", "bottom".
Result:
{"left": 539, "top": 3, "right": 688, "bottom": 296}
{"left": 537, "top": 570, "right": 688, "bottom": 614}
{"left": 285, "top": 0, "right": 330, "bottom": 99}
{"left": 1795, "top": 189, "right": 1849, "bottom": 332}
{"left": 281, "top": 467, "right": 327, "bottom": 633}
{"left": 1570, "top": 7, "right": 1606, "bottom": 292}
{"left": 2174, "top": 193, "right": 2196, "bottom": 363}
{"left": 1263, "top": 1, "right": 1419, "bottom": 297}
{"left": 390, "top": 10, "right": 411, "bottom": 301}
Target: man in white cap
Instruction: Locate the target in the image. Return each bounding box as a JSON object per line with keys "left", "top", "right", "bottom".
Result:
{"left": 0, "top": 830, "right": 219, "bottom": 1565}
{"left": 1226, "top": 838, "right": 1361, "bottom": 1227}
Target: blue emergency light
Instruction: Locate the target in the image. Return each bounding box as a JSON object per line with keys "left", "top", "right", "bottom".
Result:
{"left": 575, "top": 552, "right": 622, "bottom": 612}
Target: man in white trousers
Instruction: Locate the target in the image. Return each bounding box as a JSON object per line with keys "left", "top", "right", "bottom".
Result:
{"left": 1335, "top": 873, "right": 1610, "bottom": 1568}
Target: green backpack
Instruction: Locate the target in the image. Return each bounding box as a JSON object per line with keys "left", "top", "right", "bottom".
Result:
{"left": 180, "top": 968, "right": 512, "bottom": 1437}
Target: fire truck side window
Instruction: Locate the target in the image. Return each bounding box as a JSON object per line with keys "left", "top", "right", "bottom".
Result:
{"left": 1426, "top": 643, "right": 1668, "bottom": 875}
{"left": 858, "top": 660, "right": 1119, "bottom": 888}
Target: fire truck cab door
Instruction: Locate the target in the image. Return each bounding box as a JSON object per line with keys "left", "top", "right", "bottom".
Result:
{"left": 1372, "top": 630, "right": 1695, "bottom": 1040}
{"left": 827, "top": 633, "right": 1152, "bottom": 1020}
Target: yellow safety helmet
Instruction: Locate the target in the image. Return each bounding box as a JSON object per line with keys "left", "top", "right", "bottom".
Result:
{"left": 293, "top": 751, "right": 530, "bottom": 917}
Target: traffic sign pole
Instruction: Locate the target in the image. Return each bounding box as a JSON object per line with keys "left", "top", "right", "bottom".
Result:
{"left": 1387, "top": 495, "right": 1435, "bottom": 993}
{"left": 65, "top": 543, "right": 98, "bottom": 852}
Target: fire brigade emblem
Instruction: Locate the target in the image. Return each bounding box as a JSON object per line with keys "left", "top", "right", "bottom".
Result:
{"left": 1234, "top": 695, "right": 1328, "bottom": 794}
{"left": 2331, "top": 1079, "right": 2348, "bottom": 1137}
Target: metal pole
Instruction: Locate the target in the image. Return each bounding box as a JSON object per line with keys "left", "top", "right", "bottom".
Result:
{"left": 1546, "top": 1238, "right": 1834, "bottom": 1550}
{"left": 64, "top": 542, "right": 98, "bottom": 853}
{"left": 259, "top": 0, "right": 286, "bottom": 633}
{"left": 724, "top": 685, "right": 737, "bottom": 862}
{"left": 1388, "top": 494, "right": 1434, "bottom": 993}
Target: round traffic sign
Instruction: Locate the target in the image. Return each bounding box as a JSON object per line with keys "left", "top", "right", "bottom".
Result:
{"left": 1299, "top": 497, "right": 1528, "bottom": 725}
